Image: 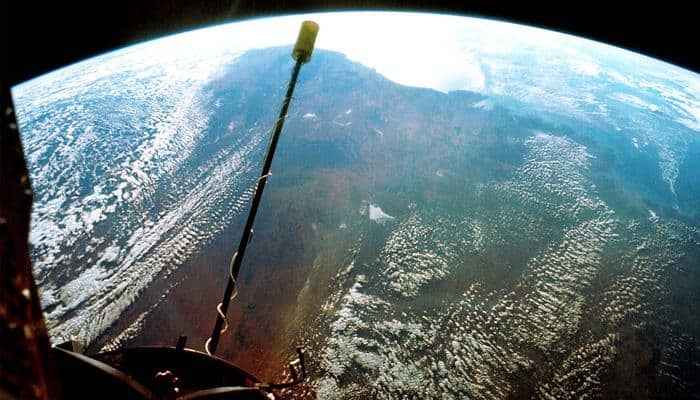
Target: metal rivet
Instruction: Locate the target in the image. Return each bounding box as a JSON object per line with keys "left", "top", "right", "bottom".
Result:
{"left": 22, "top": 288, "right": 31, "bottom": 300}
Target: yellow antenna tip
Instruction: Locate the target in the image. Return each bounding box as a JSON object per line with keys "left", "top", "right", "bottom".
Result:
{"left": 292, "top": 21, "right": 319, "bottom": 63}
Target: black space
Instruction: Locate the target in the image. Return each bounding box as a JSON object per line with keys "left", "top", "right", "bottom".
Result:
{"left": 2, "top": 1, "right": 698, "bottom": 88}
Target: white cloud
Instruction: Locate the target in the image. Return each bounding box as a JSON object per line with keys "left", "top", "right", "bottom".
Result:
{"left": 18, "top": 11, "right": 699, "bottom": 124}
{"left": 613, "top": 93, "right": 661, "bottom": 113}
{"left": 96, "top": 12, "right": 503, "bottom": 93}
{"left": 569, "top": 58, "right": 600, "bottom": 76}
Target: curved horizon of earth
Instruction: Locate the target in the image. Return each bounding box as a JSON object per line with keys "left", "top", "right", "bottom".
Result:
{"left": 12, "top": 11, "right": 700, "bottom": 399}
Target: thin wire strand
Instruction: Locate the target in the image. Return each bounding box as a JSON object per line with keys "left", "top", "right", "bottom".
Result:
{"left": 258, "top": 172, "right": 272, "bottom": 181}
{"left": 204, "top": 253, "right": 239, "bottom": 355}
{"left": 204, "top": 168, "right": 269, "bottom": 355}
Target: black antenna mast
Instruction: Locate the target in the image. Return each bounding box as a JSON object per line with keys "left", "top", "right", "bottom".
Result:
{"left": 205, "top": 21, "right": 319, "bottom": 356}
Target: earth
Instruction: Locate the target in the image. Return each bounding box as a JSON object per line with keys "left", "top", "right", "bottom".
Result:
{"left": 12, "top": 11, "right": 700, "bottom": 399}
